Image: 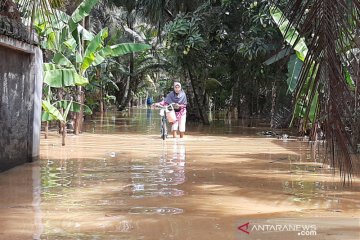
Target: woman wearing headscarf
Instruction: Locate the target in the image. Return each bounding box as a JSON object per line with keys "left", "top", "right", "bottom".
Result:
{"left": 155, "top": 81, "right": 187, "bottom": 138}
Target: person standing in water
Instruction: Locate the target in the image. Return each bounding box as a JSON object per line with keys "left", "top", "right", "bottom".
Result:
{"left": 155, "top": 81, "right": 187, "bottom": 138}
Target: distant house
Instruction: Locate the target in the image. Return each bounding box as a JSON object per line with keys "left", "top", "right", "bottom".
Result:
{"left": 0, "top": 2, "right": 43, "bottom": 171}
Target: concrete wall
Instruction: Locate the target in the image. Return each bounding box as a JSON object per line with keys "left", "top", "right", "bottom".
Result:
{"left": 0, "top": 34, "right": 43, "bottom": 172}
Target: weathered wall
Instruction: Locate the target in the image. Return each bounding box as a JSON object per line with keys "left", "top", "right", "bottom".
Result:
{"left": 0, "top": 46, "right": 33, "bottom": 170}
{"left": 0, "top": 34, "right": 43, "bottom": 172}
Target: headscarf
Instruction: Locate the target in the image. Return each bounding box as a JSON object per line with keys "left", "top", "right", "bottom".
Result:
{"left": 164, "top": 83, "right": 187, "bottom": 105}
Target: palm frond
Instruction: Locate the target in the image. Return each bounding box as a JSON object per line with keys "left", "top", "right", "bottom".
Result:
{"left": 274, "top": 0, "right": 360, "bottom": 181}
{"left": 15, "top": 0, "right": 66, "bottom": 41}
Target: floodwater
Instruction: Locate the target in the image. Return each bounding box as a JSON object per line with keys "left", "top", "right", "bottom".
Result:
{"left": 0, "top": 108, "right": 359, "bottom": 240}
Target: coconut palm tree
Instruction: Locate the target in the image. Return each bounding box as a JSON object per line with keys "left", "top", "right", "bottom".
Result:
{"left": 273, "top": 0, "right": 360, "bottom": 181}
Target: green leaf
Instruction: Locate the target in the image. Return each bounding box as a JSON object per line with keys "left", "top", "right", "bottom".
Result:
{"left": 41, "top": 111, "right": 56, "bottom": 122}
{"left": 74, "top": 73, "right": 89, "bottom": 86}
{"left": 106, "top": 79, "right": 120, "bottom": 91}
{"left": 71, "top": 0, "right": 99, "bottom": 23}
{"left": 45, "top": 31, "right": 57, "bottom": 50}
{"left": 81, "top": 52, "right": 96, "bottom": 73}
{"left": 53, "top": 53, "right": 73, "bottom": 67}
{"left": 76, "top": 52, "right": 83, "bottom": 63}
{"left": 344, "top": 67, "right": 355, "bottom": 89}
{"left": 81, "top": 28, "right": 109, "bottom": 72}
{"left": 42, "top": 100, "right": 64, "bottom": 122}
{"left": 43, "top": 64, "right": 89, "bottom": 87}
{"left": 84, "top": 28, "right": 108, "bottom": 57}
{"left": 63, "top": 37, "right": 77, "bottom": 51}
{"left": 54, "top": 100, "right": 93, "bottom": 115}
{"left": 63, "top": 99, "right": 73, "bottom": 121}
{"left": 290, "top": 64, "right": 319, "bottom": 126}
{"left": 264, "top": 47, "right": 292, "bottom": 65}
{"left": 99, "top": 43, "right": 151, "bottom": 58}
{"left": 69, "top": 18, "right": 77, "bottom": 33}
{"left": 92, "top": 52, "right": 106, "bottom": 66}
{"left": 270, "top": 6, "right": 308, "bottom": 61}
{"left": 287, "top": 54, "right": 303, "bottom": 93}
{"left": 292, "top": 92, "right": 318, "bottom": 126}
{"left": 78, "top": 25, "right": 95, "bottom": 40}
{"left": 308, "top": 92, "right": 318, "bottom": 123}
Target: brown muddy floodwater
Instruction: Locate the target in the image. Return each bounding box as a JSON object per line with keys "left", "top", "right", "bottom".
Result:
{"left": 0, "top": 108, "right": 359, "bottom": 240}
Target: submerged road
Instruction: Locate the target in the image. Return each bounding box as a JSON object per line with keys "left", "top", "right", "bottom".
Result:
{"left": 0, "top": 109, "right": 359, "bottom": 239}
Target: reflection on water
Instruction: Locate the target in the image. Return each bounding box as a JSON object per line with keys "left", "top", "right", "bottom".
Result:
{"left": 0, "top": 163, "right": 43, "bottom": 239}
{"left": 40, "top": 141, "right": 186, "bottom": 201}
{"left": 128, "top": 142, "right": 186, "bottom": 199}
{"left": 129, "top": 207, "right": 184, "bottom": 215}
{"left": 282, "top": 180, "right": 337, "bottom": 203}
{"left": 0, "top": 108, "right": 359, "bottom": 239}
{"left": 83, "top": 108, "right": 276, "bottom": 136}
{"left": 36, "top": 139, "right": 188, "bottom": 239}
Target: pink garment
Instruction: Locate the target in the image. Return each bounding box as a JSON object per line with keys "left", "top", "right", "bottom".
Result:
{"left": 175, "top": 108, "right": 186, "bottom": 121}
{"left": 159, "top": 101, "right": 186, "bottom": 122}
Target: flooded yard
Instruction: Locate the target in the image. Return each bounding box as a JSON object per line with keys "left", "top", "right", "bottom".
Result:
{"left": 0, "top": 109, "right": 359, "bottom": 239}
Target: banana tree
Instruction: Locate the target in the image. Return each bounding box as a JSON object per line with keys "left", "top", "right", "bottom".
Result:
{"left": 41, "top": 65, "right": 93, "bottom": 145}
{"left": 86, "top": 63, "right": 120, "bottom": 113}
{"left": 64, "top": 28, "right": 151, "bottom": 133}
{"left": 42, "top": 97, "right": 93, "bottom": 145}
{"left": 42, "top": 99, "right": 72, "bottom": 146}
{"left": 34, "top": 0, "right": 151, "bottom": 134}
{"left": 268, "top": 6, "right": 318, "bottom": 131}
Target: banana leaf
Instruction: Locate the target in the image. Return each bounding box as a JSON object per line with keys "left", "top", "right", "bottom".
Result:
{"left": 84, "top": 28, "right": 108, "bottom": 57}
{"left": 41, "top": 111, "right": 56, "bottom": 122}
{"left": 53, "top": 53, "right": 73, "bottom": 67}
{"left": 264, "top": 47, "right": 292, "bottom": 65}
{"left": 98, "top": 43, "right": 151, "bottom": 58}
{"left": 69, "top": 0, "right": 99, "bottom": 32}
{"left": 287, "top": 54, "right": 303, "bottom": 93}
{"left": 42, "top": 100, "right": 64, "bottom": 122}
{"left": 270, "top": 6, "right": 308, "bottom": 61}
{"left": 44, "top": 63, "right": 89, "bottom": 87}
{"left": 54, "top": 100, "right": 93, "bottom": 115}
{"left": 81, "top": 28, "right": 109, "bottom": 72}
{"left": 71, "top": 0, "right": 99, "bottom": 23}
{"left": 63, "top": 99, "right": 73, "bottom": 121}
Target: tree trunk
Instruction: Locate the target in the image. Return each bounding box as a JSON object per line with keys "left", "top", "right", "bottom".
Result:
{"left": 61, "top": 122, "right": 66, "bottom": 146}
{"left": 115, "top": 76, "right": 127, "bottom": 109}
{"left": 118, "top": 16, "right": 136, "bottom": 110}
{"left": 74, "top": 86, "right": 84, "bottom": 135}
{"left": 235, "top": 77, "right": 241, "bottom": 119}
{"left": 119, "top": 78, "right": 130, "bottom": 110}
{"left": 270, "top": 81, "right": 277, "bottom": 129}
{"left": 229, "top": 76, "right": 240, "bottom": 119}
{"left": 45, "top": 121, "right": 49, "bottom": 139}
{"left": 187, "top": 65, "right": 209, "bottom": 125}
{"left": 58, "top": 89, "right": 64, "bottom": 134}
{"left": 119, "top": 53, "right": 135, "bottom": 110}
{"left": 100, "top": 96, "right": 104, "bottom": 113}
{"left": 184, "top": 69, "right": 196, "bottom": 111}
{"left": 97, "top": 68, "right": 104, "bottom": 114}
{"left": 74, "top": 16, "right": 90, "bottom": 134}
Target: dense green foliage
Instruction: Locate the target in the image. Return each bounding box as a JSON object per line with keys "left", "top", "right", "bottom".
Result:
{"left": 11, "top": 0, "right": 360, "bottom": 178}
